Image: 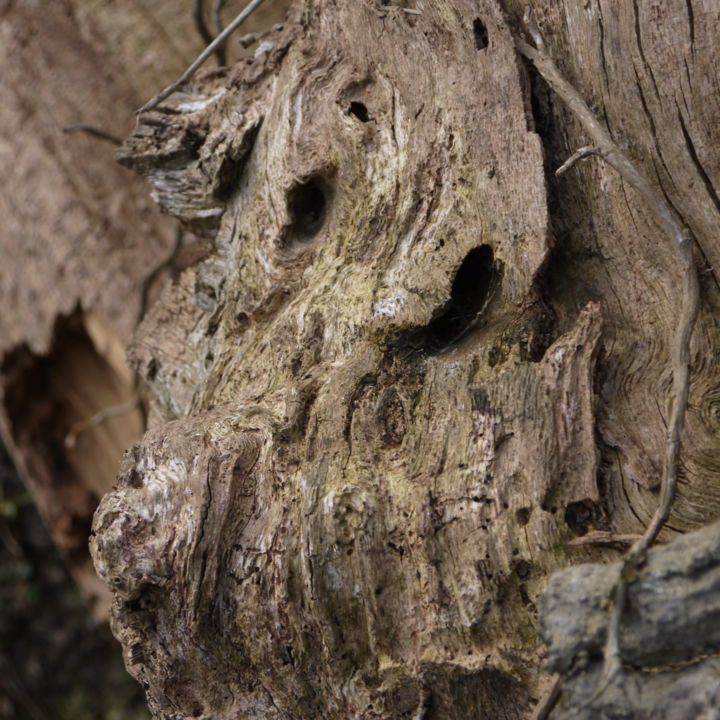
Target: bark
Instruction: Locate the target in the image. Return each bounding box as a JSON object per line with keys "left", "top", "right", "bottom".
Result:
{"left": 541, "top": 519, "right": 720, "bottom": 720}
{"left": 2, "top": 0, "right": 719, "bottom": 718}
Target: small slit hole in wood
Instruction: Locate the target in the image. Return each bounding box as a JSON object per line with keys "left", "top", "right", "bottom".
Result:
{"left": 348, "top": 101, "right": 370, "bottom": 122}
{"left": 473, "top": 18, "right": 489, "bottom": 49}
{"left": 423, "top": 244, "right": 500, "bottom": 352}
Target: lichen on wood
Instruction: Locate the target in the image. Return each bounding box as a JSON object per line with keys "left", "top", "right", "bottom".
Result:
{"left": 540, "top": 519, "right": 720, "bottom": 720}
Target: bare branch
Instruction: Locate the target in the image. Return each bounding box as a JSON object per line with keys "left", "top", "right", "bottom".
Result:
{"left": 522, "top": 10, "right": 545, "bottom": 51}
{"left": 556, "top": 146, "right": 600, "bottom": 176}
{"left": 64, "top": 396, "right": 141, "bottom": 449}
{"left": 193, "top": 0, "right": 214, "bottom": 47}
{"left": 516, "top": 22, "right": 699, "bottom": 570}
{"left": 213, "top": 0, "right": 228, "bottom": 36}
{"left": 136, "top": 227, "right": 184, "bottom": 327}
{"left": 63, "top": 124, "right": 122, "bottom": 146}
{"left": 193, "top": 0, "right": 226, "bottom": 65}
{"left": 139, "top": 0, "right": 266, "bottom": 113}
{"left": 531, "top": 676, "right": 562, "bottom": 720}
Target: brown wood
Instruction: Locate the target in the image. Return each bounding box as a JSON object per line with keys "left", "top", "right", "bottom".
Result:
{"left": 2, "top": 0, "right": 719, "bottom": 717}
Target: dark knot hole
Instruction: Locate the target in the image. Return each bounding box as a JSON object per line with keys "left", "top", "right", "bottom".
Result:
{"left": 288, "top": 178, "right": 328, "bottom": 239}
{"left": 348, "top": 101, "right": 370, "bottom": 122}
{"left": 473, "top": 18, "right": 489, "bottom": 50}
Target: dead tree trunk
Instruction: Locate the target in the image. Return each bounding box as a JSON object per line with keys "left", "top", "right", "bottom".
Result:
{"left": 3, "top": 0, "right": 719, "bottom": 718}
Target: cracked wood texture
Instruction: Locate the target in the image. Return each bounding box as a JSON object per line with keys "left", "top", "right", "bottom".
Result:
{"left": 87, "top": 0, "right": 720, "bottom": 717}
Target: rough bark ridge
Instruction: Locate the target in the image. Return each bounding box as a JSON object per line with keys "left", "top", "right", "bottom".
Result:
{"left": 89, "top": 0, "right": 720, "bottom": 718}
{"left": 541, "top": 519, "right": 720, "bottom": 720}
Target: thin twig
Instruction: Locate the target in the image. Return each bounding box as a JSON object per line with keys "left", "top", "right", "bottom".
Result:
{"left": 516, "top": 19, "right": 699, "bottom": 561}
{"left": 531, "top": 676, "right": 562, "bottom": 720}
{"left": 412, "top": 687, "right": 432, "bottom": 720}
{"left": 516, "top": 10, "right": 700, "bottom": 711}
{"left": 64, "top": 396, "right": 141, "bottom": 449}
{"left": 63, "top": 124, "right": 123, "bottom": 146}
{"left": 193, "top": 0, "right": 214, "bottom": 46}
{"left": 140, "top": 0, "right": 266, "bottom": 113}
{"left": 556, "top": 146, "right": 600, "bottom": 175}
{"left": 136, "top": 226, "right": 184, "bottom": 326}
{"left": 213, "top": 0, "right": 228, "bottom": 35}
{"left": 193, "top": 0, "right": 226, "bottom": 65}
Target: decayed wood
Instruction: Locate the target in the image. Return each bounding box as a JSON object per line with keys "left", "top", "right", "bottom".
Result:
{"left": 517, "top": 16, "right": 700, "bottom": 560}
{"left": 88, "top": 0, "right": 720, "bottom": 717}
{"left": 500, "top": 0, "right": 720, "bottom": 533}
{"left": 92, "top": 1, "right": 594, "bottom": 715}
{"left": 1, "top": 0, "right": 717, "bottom": 716}
{"left": 516, "top": 17, "right": 701, "bottom": 705}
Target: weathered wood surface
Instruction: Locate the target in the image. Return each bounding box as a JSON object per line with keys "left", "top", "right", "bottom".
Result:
{"left": 88, "top": 0, "right": 720, "bottom": 718}
{"left": 540, "top": 519, "right": 720, "bottom": 719}
{"left": 501, "top": 0, "right": 720, "bottom": 534}
{"left": 0, "top": 0, "right": 718, "bottom": 717}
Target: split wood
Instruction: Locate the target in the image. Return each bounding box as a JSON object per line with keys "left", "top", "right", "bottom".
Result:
{"left": 139, "top": 0, "right": 266, "bottom": 113}
{"left": 516, "top": 12, "right": 699, "bottom": 715}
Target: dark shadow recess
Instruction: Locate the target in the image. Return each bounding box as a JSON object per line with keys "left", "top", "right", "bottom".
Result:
{"left": 286, "top": 177, "right": 330, "bottom": 242}
{"left": 400, "top": 245, "right": 502, "bottom": 355}
{"left": 348, "top": 102, "right": 370, "bottom": 122}
{"left": 473, "top": 18, "right": 489, "bottom": 49}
